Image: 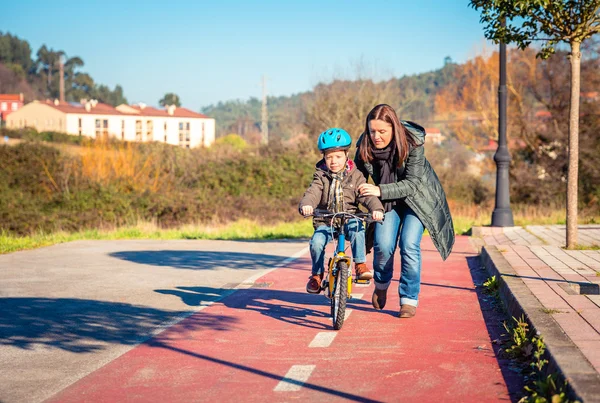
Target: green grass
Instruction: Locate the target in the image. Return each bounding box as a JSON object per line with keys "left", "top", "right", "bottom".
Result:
{"left": 2, "top": 211, "right": 599, "bottom": 254}
{"left": 0, "top": 219, "right": 315, "bottom": 254}
{"left": 451, "top": 204, "right": 599, "bottom": 235}
{"left": 541, "top": 308, "right": 564, "bottom": 314}
{"left": 572, "top": 244, "right": 600, "bottom": 250}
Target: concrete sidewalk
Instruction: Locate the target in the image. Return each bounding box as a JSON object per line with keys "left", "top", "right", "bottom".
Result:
{"left": 473, "top": 225, "right": 600, "bottom": 402}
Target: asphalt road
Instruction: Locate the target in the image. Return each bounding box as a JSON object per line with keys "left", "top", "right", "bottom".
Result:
{"left": 0, "top": 239, "right": 308, "bottom": 403}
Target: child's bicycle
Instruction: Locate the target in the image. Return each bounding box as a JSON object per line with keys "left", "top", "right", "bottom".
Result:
{"left": 311, "top": 209, "right": 380, "bottom": 330}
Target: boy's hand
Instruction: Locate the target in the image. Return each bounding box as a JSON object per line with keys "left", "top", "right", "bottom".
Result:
{"left": 372, "top": 211, "right": 384, "bottom": 221}
{"left": 301, "top": 206, "right": 314, "bottom": 216}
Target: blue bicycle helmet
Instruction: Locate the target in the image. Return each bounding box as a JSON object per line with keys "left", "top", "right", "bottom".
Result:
{"left": 317, "top": 128, "right": 352, "bottom": 152}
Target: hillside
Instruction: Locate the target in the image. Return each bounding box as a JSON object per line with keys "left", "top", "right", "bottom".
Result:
{"left": 201, "top": 61, "right": 458, "bottom": 141}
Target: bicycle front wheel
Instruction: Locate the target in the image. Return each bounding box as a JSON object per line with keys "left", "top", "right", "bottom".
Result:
{"left": 331, "top": 261, "right": 349, "bottom": 330}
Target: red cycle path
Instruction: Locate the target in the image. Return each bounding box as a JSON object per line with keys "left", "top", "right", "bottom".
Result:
{"left": 49, "top": 236, "right": 512, "bottom": 402}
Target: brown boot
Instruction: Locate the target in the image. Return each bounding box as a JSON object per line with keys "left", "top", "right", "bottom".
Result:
{"left": 399, "top": 304, "right": 417, "bottom": 318}
{"left": 372, "top": 288, "right": 387, "bottom": 310}
{"left": 306, "top": 274, "right": 323, "bottom": 294}
{"left": 355, "top": 262, "right": 373, "bottom": 280}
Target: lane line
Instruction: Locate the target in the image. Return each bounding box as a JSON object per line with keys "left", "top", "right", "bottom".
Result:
{"left": 351, "top": 293, "right": 364, "bottom": 299}
{"left": 308, "top": 332, "right": 337, "bottom": 348}
{"left": 344, "top": 308, "right": 353, "bottom": 320}
{"left": 273, "top": 365, "right": 316, "bottom": 392}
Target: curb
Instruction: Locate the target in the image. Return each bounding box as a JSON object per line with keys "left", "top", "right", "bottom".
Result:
{"left": 480, "top": 245, "right": 600, "bottom": 403}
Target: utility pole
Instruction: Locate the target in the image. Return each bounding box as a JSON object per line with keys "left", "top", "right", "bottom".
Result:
{"left": 491, "top": 18, "right": 514, "bottom": 227}
{"left": 261, "top": 75, "right": 268, "bottom": 145}
{"left": 59, "top": 55, "right": 65, "bottom": 103}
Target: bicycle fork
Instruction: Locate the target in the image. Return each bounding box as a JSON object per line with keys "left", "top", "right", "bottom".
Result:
{"left": 323, "top": 253, "right": 353, "bottom": 299}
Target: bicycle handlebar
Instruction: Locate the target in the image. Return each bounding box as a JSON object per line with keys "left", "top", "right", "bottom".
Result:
{"left": 309, "top": 209, "right": 384, "bottom": 224}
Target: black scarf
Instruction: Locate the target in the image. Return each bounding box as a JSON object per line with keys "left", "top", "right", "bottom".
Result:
{"left": 371, "top": 142, "right": 397, "bottom": 213}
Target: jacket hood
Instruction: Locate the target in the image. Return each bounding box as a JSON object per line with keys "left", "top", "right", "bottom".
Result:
{"left": 402, "top": 120, "right": 426, "bottom": 146}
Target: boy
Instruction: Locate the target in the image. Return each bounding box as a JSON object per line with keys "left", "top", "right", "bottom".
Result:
{"left": 300, "top": 128, "right": 384, "bottom": 294}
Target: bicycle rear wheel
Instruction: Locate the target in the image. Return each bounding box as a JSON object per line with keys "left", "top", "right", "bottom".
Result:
{"left": 331, "top": 261, "right": 348, "bottom": 330}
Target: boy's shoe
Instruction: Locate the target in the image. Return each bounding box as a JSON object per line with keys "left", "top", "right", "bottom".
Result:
{"left": 372, "top": 288, "right": 387, "bottom": 310}
{"left": 306, "top": 274, "right": 323, "bottom": 294}
{"left": 355, "top": 263, "right": 373, "bottom": 280}
{"left": 399, "top": 304, "right": 417, "bottom": 318}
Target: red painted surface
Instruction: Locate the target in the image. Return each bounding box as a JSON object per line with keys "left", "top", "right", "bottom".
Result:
{"left": 49, "top": 236, "right": 511, "bottom": 402}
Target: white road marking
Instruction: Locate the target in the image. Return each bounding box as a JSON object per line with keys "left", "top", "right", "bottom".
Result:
{"left": 351, "top": 293, "right": 364, "bottom": 299}
{"left": 344, "top": 308, "right": 353, "bottom": 320}
{"left": 308, "top": 332, "right": 337, "bottom": 348}
{"left": 273, "top": 365, "right": 316, "bottom": 392}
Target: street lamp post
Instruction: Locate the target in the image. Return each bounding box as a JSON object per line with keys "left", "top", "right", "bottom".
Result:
{"left": 491, "top": 19, "right": 514, "bottom": 227}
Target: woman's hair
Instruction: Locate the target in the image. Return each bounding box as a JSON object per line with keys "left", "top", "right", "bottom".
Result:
{"left": 359, "top": 104, "right": 417, "bottom": 167}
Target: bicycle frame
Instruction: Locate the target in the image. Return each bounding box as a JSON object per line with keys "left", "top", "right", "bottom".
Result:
{"left": 309, "top": 209, "right": 375, "bottom": 330}
{"left": 326, "top": 228, "right": 353, "bottom": 300}
{"left": 320, "top": 211, "right": 369, "bottom": 300}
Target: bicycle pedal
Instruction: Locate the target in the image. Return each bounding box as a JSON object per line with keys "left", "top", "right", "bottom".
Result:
{"left": 354, "top": 279, "right": 371, "bottom": 285}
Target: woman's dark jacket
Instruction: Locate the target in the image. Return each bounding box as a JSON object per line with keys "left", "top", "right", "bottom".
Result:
{"left": 355, "top": 121, "right": 455, "bottom": 260}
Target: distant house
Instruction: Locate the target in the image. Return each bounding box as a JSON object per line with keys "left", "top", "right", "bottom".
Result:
{"left": 0, "top": 93, "right": 24, "bottom": 123}
{"left": 479, "top": 138, "right": 527, "bottom": 153}
{"left": 424, "top": 127, "right": 445, "bottom": 145}
{"left": 581, "top": 91, "right": 599, "bottom": 102}
{"left": 6, "top": 99, "right": 215, "bottom": 148}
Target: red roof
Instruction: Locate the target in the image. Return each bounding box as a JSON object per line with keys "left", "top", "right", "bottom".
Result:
{"left": 535, "top": 110, "right": 552, "bottom": 119}
{"left": 129, "top": 105, "right": 208, "bottom": 118}
{"left": 44, "top": 100, "right": 129, "bottom": 115}
{"left": 480, "top": 138, "right": 527, "bottom": 152}
{"left": 0, "top": 94, "right": 24, "bottom": 101}
{"left": 41, "top": 100, "right": 209, "bottom": 119}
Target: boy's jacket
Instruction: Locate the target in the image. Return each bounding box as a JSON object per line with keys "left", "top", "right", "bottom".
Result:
{"left": 299, "top": 159, "right": 384, "bottom": 229}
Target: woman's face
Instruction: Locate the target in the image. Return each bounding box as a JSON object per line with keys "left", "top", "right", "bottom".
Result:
{"left": 369, "top": 119, "right": 393, "bottom": 149}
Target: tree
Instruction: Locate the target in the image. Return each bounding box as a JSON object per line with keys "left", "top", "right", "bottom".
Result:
{"left": 469, "top": 0, "right": 600, "bottom": 248}
{"left": 35, "top": 46, "right": 85, "bottom": 99}
{"left": 159, "top": 93, "right": 181, "bottom": 107}
{"left": 435, "top": 47, "right": 502, "bottom": 146}
{"left": 0, "top": 32, "right": 34, "bottom": 74}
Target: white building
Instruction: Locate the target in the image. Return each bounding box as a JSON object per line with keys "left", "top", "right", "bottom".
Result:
{"left": 6, "top": 99, "right": 215, "bottom": 148}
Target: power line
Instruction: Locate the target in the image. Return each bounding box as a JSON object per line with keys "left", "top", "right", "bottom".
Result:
{"left": 261, "top": 75, "right": 268, "bottom": 144}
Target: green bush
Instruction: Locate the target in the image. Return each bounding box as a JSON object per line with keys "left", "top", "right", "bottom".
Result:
{"left": 0, "top": 141, "right": 319, "bottom": 235}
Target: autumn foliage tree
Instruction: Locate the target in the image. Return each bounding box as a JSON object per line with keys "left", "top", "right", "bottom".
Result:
{"left": 469, "top": 0, "right": 600, "bottom": 248}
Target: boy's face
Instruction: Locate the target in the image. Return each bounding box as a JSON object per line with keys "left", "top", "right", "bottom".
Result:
{"left": 324, "top": 150, "right": 348, "bottom": 173}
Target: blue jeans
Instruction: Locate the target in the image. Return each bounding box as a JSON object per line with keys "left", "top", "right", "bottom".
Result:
{"left": 372, "top": 207, "right": 424, "bottom": 307}
{"left": 309, "top": 219, "right": 365, "bottom": 276}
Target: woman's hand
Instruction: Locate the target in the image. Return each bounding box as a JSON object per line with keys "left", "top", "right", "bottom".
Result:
{"left": 372, "top": 211, "right": 384, "bottom": 221}
{"left": 358, "top": 183, "right": 381, "bottom": 197}
{"left": 301, "top": 205, "right": 314, "bottom": 216}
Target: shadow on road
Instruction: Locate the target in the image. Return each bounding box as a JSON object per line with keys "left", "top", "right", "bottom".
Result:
{"left": 155, "top": 286, "right": 371, "bottom": 330}
{"left": 0, "top": 298, "right": 237, "bottom": 353}
{"left": 109, "top": 250, "right": 297, "bottom": 271}
{"left": 466, "top": 256, "right": 525, "bottom": 402}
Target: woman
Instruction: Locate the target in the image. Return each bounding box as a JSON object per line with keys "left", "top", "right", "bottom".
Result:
{"left": 356, "top": 104, "right": 454, "bottom": 318}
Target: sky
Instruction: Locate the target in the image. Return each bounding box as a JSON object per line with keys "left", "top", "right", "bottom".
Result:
{"left": 2, "top": 0, "right": 491, "bottom": 111}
